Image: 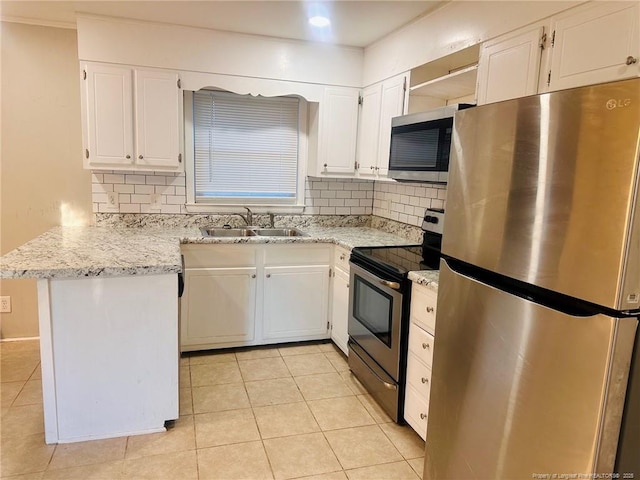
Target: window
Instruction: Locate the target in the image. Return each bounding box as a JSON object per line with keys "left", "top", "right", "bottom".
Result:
{"left": 185, "top": 90, "right": 306, "bottom": 210}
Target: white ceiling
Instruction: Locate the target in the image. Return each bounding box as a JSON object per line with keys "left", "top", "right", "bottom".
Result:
{"left": 0, "top": 1, "right": 446, "bottom": 47}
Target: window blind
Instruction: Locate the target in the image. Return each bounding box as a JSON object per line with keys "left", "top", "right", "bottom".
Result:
{"left": 193, "top": 90, "right": 299, "bottom": 202}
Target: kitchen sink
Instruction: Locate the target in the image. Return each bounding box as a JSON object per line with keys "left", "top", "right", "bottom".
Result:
{"left": 200, "top": 228, "right": 256, "bottom": 237}
{"left": 253, "top": 228, "right": 307, "bottom": 237}
{"left": 200, "top": 227, "right": 307, "bottom": 237}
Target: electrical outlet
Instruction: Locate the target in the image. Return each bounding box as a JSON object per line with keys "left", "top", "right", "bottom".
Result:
{"left": 0, "top": 296, "right": 11, "bottom": 313}
{"left": 107, "top": 192, "right": 119, "bottom": 208}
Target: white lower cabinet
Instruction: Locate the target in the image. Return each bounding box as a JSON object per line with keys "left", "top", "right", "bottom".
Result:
{"left": 180, "top": 243, "right": 331, "bottom": 351}
{"left": 263, "top": 265, "right": 330, "bottom": 340}
{"left": 404, "top": 282, "right": 437, "bottom": 440}
{"left": 329, "top": 246, "right": 351, "bottom": 355}
{"left": 330, "top": 266, "right": 350, "bottom": 354}
{"left": 181, "top": 267, "right": 257, "bottom": 349}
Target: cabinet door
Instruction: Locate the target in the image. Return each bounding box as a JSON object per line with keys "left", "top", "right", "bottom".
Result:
{"left": 476, "top": 26, "right": 544, "bottom": 105}
{"left": 84, "top": 63, "right": 134, "bottom": 167}
{"left": 549, "top": 2, "right": 639, "bottom": 91}
{"left": 330, "top": 267, "right": 350, "bottom": 355}
{"left": 377, "top": 73, "right": 408, "bottom": 176}
{"left": 263, "top": 265, "right": 330, "bottom": 340}
{"left": 135, "top": 69, "right": 182, "bottom": 169}
{"left": 180, "top": 267, "right": 256, "bottom": 350}
{"left": 356, "top": 84, "right": 382, "bottom": 178}
{"left": 318, "top": 87, "right": 359, "bottom": 175}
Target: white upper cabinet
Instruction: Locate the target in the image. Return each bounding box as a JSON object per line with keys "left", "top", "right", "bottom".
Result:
{"left": 355, "top": 72, "right": 408, "bottom": 179}
{"left": 312, "top": 87, "right": 360, "bottom": 176}
{"left": 356, "top": 84, "right": 383, "bottom": 178}
{"left": 477, "top": 2, "right": 639, "bottom": 105}
{"left": 83, "top": 63, "right": 134, "bottom": 167}
{"left": 134, "top": 69, "right": 181, "bottom": 169}
{"left": 476, "top": 25, "right": 545, "bottom": 105}
{"left": 548, "top": 2, "right": 639, "bottom": 92}
{"left": 82, "top": 62, "right": 183, "bottom": 172}
{"left": 376, "top": 73, "right": 409, "bottom": 177}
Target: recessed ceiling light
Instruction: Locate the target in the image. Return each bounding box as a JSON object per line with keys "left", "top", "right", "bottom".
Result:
{"left": 309, "top": 16, "right": 331, "bottom": 28}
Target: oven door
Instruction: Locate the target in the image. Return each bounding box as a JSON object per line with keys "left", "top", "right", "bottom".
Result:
{"left": 348, "top": 261, "right": 403, "bottom": 380}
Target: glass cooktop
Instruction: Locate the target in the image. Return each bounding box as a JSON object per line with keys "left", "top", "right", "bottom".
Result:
{"left": 351, "top": 245, "right": 438, "bottom": 278}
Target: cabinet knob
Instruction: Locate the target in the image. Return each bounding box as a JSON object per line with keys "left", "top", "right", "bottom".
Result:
{"left": 626, "top": 56, "right": 638, "bottom": 65}
{"left": 426, "top": 306, "right": 434, "bottom": 313}
{"left": 370, "top": 166, "right": 375, "bottom": 170}
{"left": 138, "top": 155, "right": 144, "bottom": 160}
{"left": 323, "top": 163, "right": 328, "bottom": 168}
{"left": 420, "top": 413, "right": 427, "bottom": 420}
{"left": 422, "top": 342, "right": 430, "bottom": 350}
{"left": 251, "top": 274, "right": 256, "bottom": 278}
{"left": 339, "top": 254, "right": 346, "bottom": 260}
{"left": 421, "top": 377, "right": 429, "bottom": 384}
{"left": 125, "top": 154, "right": 131, "bottom": 159}
{"left": 266, "top": 274, "right": 271, "bottom": 278}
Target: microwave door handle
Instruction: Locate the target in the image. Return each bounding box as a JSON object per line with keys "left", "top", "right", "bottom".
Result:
{"left": 379, "top": 279, "right": 401, "bottom": 290}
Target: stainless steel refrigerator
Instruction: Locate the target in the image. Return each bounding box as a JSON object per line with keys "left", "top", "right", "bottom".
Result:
{"left": 425, "top": 78, "right": 640, "bottom": 479}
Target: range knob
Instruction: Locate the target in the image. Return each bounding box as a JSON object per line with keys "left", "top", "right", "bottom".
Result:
{"left": 424, "top": 216, "right": 439, "bottom": 224}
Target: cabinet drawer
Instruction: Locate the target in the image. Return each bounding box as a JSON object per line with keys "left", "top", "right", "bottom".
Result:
{"left": 410, "top": 283, "right": 437, "bottom": 334}
{"left": 181, "top": 244, "right": 256, "bottom": 268}
{"left": 406, "top": 351, "right": 432, "bottom": 401}
{"left": 403, "top": 384, "right": 429, "bottom": 440}
{"left": 334, "top": 246, "right": 351, "bottom": 273}
{"left": 263, "top": 244, "right": 332, "bottom": 266}
{"left": 408, "top": 323, "right": 435, "bottom": 368}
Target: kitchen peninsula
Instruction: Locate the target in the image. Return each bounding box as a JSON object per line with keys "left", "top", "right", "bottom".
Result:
{"left": 0, "top": 223, "right": 419, "bottom": 444}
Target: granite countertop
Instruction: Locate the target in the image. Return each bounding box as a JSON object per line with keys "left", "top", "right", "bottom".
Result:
{"left": 0, "top": 225, "right": 418, "bottom": 280}
{"left": 408, "top": 270, "right": 439, "bottom": 293}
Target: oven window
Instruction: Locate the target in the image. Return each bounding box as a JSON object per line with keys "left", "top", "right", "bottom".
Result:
{"left": 352, "top": 276, "right": 394, "bottom": 347}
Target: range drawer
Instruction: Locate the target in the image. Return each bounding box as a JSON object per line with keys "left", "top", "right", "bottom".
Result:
{"left": 408, "top": 322, "right": 435, "bottom": 368}
{"left": 334, "top": 246, "right": 350, "bottom": 273}
{"left": 410, "top": 283, "right": 437, "bottom": 334}
{"left": 406, "top": 350, "right": 432, "bottom": 401}
{"left": 404, "top": 384, "right": 429, "bottom": 440}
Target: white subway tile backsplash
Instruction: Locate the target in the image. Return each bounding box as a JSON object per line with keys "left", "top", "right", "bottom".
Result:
{"left": 134, "top": 185, "right": 155, "bottom": 194}
{"left": 91, "top": 170, "right": 442, "bottom": 225}
{"left": 162, "top": 204, "right": 182, "bottom": 214}
{"left": 114, "top": 184, "right": 135, "bottom": 193}
{"left": 146, "top": 175, "right": 166, "bottom": 185}
{"left": 131, "top": 194, "right": 150, "bottom": 204}
{"left": 165, "top": 195, "right": 184, "bottom": 205}
{"left": 125, "top": 174, "right": 145, "bottom": 184}
{"left": 120, "top": 204, "right": 141, "bottom": 213}
{"left": 104, "top": 174, "right": 124, "bottom": 184}
{"left": 372, "top": 180, "right": 447, "bottom": 225}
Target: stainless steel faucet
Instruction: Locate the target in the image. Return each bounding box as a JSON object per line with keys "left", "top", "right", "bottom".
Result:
{"left": 235, "top": 207, "right": 254, "bottom": 226}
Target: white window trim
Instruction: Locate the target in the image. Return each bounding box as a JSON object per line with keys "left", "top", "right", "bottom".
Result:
{"left": 184, "top": 90, "right": 307, "bottom": 214}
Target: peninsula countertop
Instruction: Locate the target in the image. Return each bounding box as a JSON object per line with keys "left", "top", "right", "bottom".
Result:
{"left": 0, "top": 225, "right": 420, "bottom": 279}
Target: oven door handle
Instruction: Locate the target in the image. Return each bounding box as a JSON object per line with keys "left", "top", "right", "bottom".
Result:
{"left": 379, "top": 279, "right": 401, "bottom": 291}
{"left": 349, "top": 341, "right": 398, "bottom": 391}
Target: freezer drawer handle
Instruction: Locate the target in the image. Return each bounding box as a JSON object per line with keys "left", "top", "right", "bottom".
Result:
{"left": 422, "top": 342, "right": 430, "bottom": 350}
{"left": 380, "top": 280, "right": 401, "bottom": 290}
{"left": 426, "top": 306, "right": 434, "bottom": 313}
{"left": 420, "top": 413, "right": 427, "bottom": 420}
{"left": 421, "top": 377, "right": 429, "bottom": 384}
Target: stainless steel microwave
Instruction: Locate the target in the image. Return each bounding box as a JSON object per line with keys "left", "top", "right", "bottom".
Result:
{"left": 388, "top": 104, "right": 474, "bottom": 183}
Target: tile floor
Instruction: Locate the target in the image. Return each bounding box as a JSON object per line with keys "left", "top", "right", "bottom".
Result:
{"left": 1, "top": 339, "right": 425, "bottom": 479}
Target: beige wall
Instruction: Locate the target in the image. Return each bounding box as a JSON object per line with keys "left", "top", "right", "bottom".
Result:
{"left": 1, "top": 22, "right": 93, "bottom": 339}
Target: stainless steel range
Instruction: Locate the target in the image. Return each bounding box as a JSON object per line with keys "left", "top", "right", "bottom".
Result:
{"left": 348, "top": 208, "right": 444, "bottom": 422}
